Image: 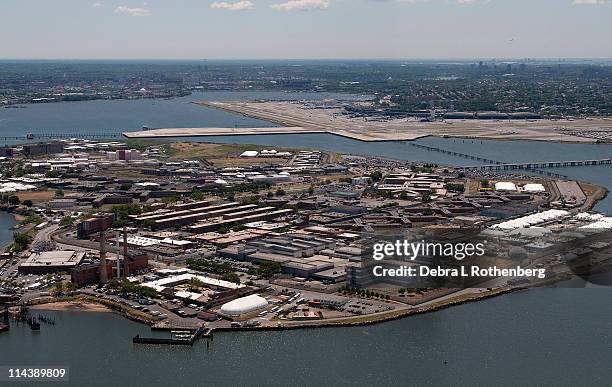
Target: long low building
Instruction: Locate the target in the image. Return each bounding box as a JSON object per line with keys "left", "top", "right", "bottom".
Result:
{"left": 187, "top": 209, "right": 294, "bottom": 233}
{"left": 19, "top": 251, "right": 87, "bottom": 274}
{"left": 133, "top": 201, "right": 236, "bottom": 223}
{"left": 154, "top": 204, "right": 259, "bottom": 229}
{"left": 141, "top": 272, "right": 244, "bottom": 292}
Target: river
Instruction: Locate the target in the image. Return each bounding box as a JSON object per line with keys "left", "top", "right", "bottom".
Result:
{"left": 3, "top": 288, "right": 612, "bottom": 386}
{"left": 0, "top": 211, "right": 18, "bottom": 248}
{"left": 1, "top": 92, "right": 612, "bottom": 386}
{"left": 0, "top": 91, "right": 365, "bottom": 142}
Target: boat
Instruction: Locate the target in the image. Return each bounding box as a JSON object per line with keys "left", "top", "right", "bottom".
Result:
{"left": 26, "top": 133, "right": 34, "bottom": 140}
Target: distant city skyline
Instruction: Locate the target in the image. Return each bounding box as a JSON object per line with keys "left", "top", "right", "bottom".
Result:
{"left": 1, "top": 0, "right": 611, "bottom": 59}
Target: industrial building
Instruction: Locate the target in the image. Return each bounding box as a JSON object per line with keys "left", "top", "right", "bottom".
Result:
{"left": 21, "top": 141, "right": 64, "bottom": 157}
{"left": 77, "top": 213, "right": 115, "bottom": 239}
{"left": 187, "top": 208, "right": 294, "bottom": 233}
{"left": 70, "top": 252, "right": 149, "bottom": 286}
{"left": 19, "top": 251, "right": 86, "bottom": 274}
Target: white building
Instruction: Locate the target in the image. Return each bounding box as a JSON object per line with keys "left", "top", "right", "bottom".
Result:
{"left": 220, "top": 294, "right": 268, "bottom": 317}
{"left": 495, "top": 182, "right": 517, "bottom": 192}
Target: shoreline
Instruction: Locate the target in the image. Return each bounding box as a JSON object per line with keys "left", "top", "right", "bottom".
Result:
{"left": 189, "top": 100, "right": 609, "bottom": 144}
{"left": 123, "top": 127, "right": 611, "bottom": 145}
{"left": 31, "top": 300, "right": 112, "bottom": 313}
{"left": 123, "top": 128, "right": 606, "bottom": 145}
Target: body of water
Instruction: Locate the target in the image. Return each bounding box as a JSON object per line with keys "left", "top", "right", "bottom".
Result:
{"left": 2, "top": 288, "right": 612, "bottom": 386}
{"left": 0, "top": 211, "right": 18, "bottom": 247}
{"left": 0, "top": 91, "right": 366, "bottom": 142}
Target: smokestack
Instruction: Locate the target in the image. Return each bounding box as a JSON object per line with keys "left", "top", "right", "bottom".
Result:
{"left": 116, "top": 231, "right": 121, "bottom": 278}
{"left": 123, "top": 226, "right": 129, "bottom": 277}
{"left": 99, "top": 230, "right": 107, "bottom": 284}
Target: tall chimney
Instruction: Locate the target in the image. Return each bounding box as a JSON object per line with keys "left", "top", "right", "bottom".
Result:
{"left": 99, "top": 230, "right": 107, "bottom": 284}
{"left": 115, "top": 231, "right": 121, "bottom": 278}
{"left": 123, "top": 226, "right": 129, "bottom": 277}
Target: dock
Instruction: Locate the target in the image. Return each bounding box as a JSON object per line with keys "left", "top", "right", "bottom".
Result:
{"left": 133, "top": 326, "right": 212, "bottom": 346}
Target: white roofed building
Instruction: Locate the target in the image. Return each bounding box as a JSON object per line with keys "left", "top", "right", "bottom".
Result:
{"left": 220, "top": 294, "right": 268, "bottom": 317}
{"left": 495, "top": 182, "right": 517, "bottom": 192}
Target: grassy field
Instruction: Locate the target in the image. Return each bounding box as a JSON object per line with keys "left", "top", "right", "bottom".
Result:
{"left": 17, "top": 190, "right": 57, "bottom": 204}
{"left": 168, "top": 142, "right": 302, "bottom": 167}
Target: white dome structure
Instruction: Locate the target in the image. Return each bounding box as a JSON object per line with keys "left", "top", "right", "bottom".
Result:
{"left": 220, "top": 294, "right": 268, "bottom": 317}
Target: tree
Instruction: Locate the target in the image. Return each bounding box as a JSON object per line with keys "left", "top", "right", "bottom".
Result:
{"left": 22, "top": 199, "right": 33, "bottom": 207}
{"left": 275, "top": 188, "right": 286, "bottom": 196}
{"left": 53, "top": 280, "right": 64, "bottom": 295}
{"left": 55, "top": 189, "right": 64, "bottom": 198}
{"left": 267, "top": 191, "right": 274, "bottom": 198}
{"left": 142, "top": 219, "right": 155, "bottom": 230}
{"left": 22, "top": 215, "right": 43, "bottom": 225}
{"left": 119, "top": 183, "right": 133, "bottom": 191}
{"left": 256, "top": 262, "right": 282, "bottom": 279}
{"left": 370, "top": 170, "right": 383, "bottom": 182}
{"left": 59, "top": 216, "right": 74, "bottom": 227}
{"left": 45, "top": 170, "right": 62, "bottom": 178}
{"left": 8, "top": 195, "right": 19, "bottom": 205}
{"left": 308, "top": 185, "right": 315, "bottom": 195}
{"left": 189, "top": 277, "right": 204, "bottom": 290}
{"left": 12, "top": 232, "right": 31, "bottom": 252}
{"left": 221, "top": 272, "right": 241, "bottom": 284}
{"left": 192, "top": 189, "right": 204, "bottom": 201}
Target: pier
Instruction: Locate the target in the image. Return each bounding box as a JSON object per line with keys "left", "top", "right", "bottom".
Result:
{"left": 133, "top": 326, "right": 212, "bottom": 346}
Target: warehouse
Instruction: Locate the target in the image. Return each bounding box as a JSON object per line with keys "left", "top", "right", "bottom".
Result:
{"left": 187, "top": 209, "right": 293, "bottom": 233}
{"left": 19, "top": 251, "right": 86, "bottom": 274}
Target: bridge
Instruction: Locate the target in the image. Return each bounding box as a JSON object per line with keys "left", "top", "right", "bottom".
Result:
{"left": 0, "top": 133, "right": 122, "bottom": 142}
{"left": 462, "top": 159, "right": 612, "bottom": 171}
{"left": 405, "top": 142, "right": 570, "bottom": 179}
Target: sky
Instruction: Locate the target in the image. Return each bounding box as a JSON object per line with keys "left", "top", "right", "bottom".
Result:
{"left": 1, "top": 0, "right": 611, "bottom": 59}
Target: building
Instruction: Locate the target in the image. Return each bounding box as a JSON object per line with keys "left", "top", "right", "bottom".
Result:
{"left": 19, "top": 251, "right": 86, "bottom": 274}
{"left": 108, "top": 149, "right": 141, "bottom": 162}
{"left": 0, "top": 147, "right": 14, "bottom": 158}
{"left": 92, "top": 194, "right": 133, "bottom": 208}
{"left": 220, "top": 294, "right": 268, "bottom": 317}
{"left": 77, "top": 214, "right": 115, "bottom": 239}
{"left": 21, "top": 142, "right": 64, "bottom": 157}
{"left": 70, "top": 252, "right": 149, "bottom": 286}
{"left": 47, "top": 198, "right": 78, "bottom": 209}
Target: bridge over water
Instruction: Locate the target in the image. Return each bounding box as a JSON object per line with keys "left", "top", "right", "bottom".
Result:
{"left": 405, "top": 142, "right": 571, "bottom": 179}
{"left": 0, "top": 133, "right": 121, "bottom": 142}
{"left": 462, "top": 159, "right": 612, "bottom": 171}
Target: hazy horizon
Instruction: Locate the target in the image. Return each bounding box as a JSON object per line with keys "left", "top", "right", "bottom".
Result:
{"left": 1, "top": 0, "right": 611, "bottom": 60}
